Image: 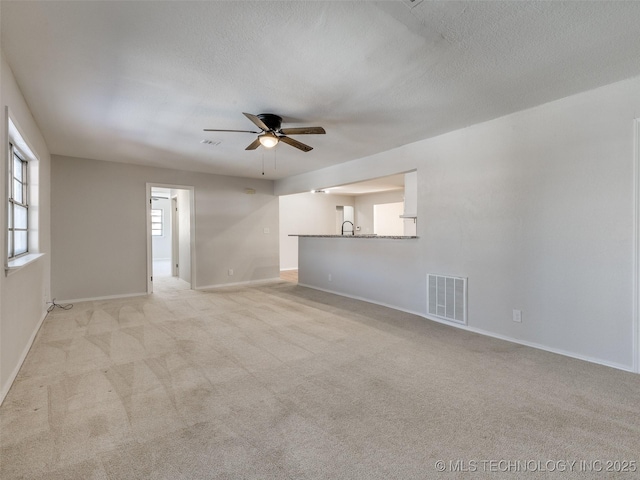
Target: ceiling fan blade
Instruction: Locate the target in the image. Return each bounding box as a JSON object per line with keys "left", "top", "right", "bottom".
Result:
{"left": 279, "top": 126, "right": 326, "bottom": 135}
{"left": 243, "top": 112, "right": 270, "bottom": 131}
{"left": 279, "top": 135, "right": 313, "bottom": 152}
{"left": 203, "top": 129, "right": 260, "bottom": 133}
{"left": 245, "top": 138, "right": 261, "bottom": 150}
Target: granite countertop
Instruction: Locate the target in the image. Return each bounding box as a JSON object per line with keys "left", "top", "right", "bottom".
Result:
{"left": 290, "top": 234, "right": 418, "bottom": 239}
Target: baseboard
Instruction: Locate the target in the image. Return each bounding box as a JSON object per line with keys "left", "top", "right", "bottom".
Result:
{"left": 56, "top": 292, "right": 148, "bottom": 304}
{"left": 280, "top": 267, "right": 298, "bottom": 272}
{"left": 298, "top": 283, "right": 636, "bottom": 374}
{"left": 296, "top": 283, "right": 426, "bottom": 318}
{"left": 197, "top": 277, "right": 281, "bottom": 291}
{"left": 423, "top": 314, "right": 634, "bottom": 373}
{"left": 0, "top": 309, "right": 48, "bottom": 406}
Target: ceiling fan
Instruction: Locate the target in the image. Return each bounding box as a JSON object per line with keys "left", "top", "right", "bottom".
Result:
{"left": 204, "top": 113, "right": 326, "bottom": 152}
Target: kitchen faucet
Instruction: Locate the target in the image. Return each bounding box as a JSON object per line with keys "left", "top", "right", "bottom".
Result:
{"left": 341, "top": 220, "right": 354, "bottom": 235}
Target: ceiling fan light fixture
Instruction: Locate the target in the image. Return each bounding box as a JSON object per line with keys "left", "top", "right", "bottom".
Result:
{"left": 259, "top": 132, "right": 279, "bottom": 148}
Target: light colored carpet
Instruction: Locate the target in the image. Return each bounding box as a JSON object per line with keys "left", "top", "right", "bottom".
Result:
{"left": 1, "top": 277, "right": 639, "bottom": 479}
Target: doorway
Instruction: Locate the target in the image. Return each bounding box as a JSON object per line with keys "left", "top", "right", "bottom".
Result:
{"left": 151, "top": 188, "right": 172, "bottom": 277}
{"left": 373, "top": 202, "right": 404, "bottom": 236}
{"left": 146, "top": 184, "right": 195, "bottom": 293}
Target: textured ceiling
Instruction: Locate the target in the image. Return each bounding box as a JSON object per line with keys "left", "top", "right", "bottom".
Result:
{"left": 3, "top": 1, "right": 640, "bottom": 180}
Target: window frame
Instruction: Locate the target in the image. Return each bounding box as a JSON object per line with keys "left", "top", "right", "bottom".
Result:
{"left": 8, "top": 143, "right": 29, "bottom": 259}
{"left": 5, "top": 111, "right": 44, "bottom": 275}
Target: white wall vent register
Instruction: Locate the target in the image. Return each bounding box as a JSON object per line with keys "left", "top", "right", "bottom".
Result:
{"left": 427, "top": 274, "right": 467, "bottom": 325}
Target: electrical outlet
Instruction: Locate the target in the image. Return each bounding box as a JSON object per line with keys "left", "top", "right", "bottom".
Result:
{"left": 228, "top": 269, "right": 234, "bottom": 276}
{"left": 513, "top": 309, "right": 522, "bottom": 323}
{"left": 263, "top": 227, "right": 270, "bottom": 234}
{"left": 328, "top": 273, "right": 332, "bottom": 282}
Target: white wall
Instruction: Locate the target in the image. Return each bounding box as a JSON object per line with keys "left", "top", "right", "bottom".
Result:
{"left": 277, "top": 76, "right": 640, "bottom": 371}
{"left": 298, "top": 236, "right": 422, "bottom": 312}
{"left": 354, "top": 190, "right": 404, "bottom": 235}
{"left": 0, "top": 52, "right": 52, "bottom": 402}
{"left": 51, "top": 155, "right": 279, "bottom": 300}
{"left": 279, "top": 192, "right": 355, "bottom": 270}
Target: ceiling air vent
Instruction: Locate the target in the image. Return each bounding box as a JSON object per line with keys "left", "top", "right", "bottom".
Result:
{"left": 402, "top": 0, "right": 424, "bottom": 8}
{"left": 201, "top": 139, "right": 221, "bottom": 146}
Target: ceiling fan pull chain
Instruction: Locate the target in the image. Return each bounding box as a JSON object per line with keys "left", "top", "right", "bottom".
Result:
{"left": 261, "top": 150, "right": 265, "bottom": 176}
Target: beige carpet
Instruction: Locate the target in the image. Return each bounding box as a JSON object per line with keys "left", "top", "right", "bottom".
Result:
{"left": 1, "top": 277, "right": 639, "bottom": 479}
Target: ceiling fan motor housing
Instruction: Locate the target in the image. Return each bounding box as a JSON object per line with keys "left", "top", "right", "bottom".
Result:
{"left": 257, "top": 113, "right": 282, "bottom": 131}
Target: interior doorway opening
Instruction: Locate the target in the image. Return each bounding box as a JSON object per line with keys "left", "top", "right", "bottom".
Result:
{"left": 151, "top": 189, "right": 173, "bottom": 278}
{"left": 147, "top": 184, "right": 195, "bottom": 293}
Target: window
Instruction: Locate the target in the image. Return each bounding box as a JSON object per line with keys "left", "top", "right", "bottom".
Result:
{"left": 8, "top": 144, "right": 28, "bottom": 258}
{"left": 151, "top": 209, "right": 163, "bottom": 236}
{"left": 5, "top": 114, "right": 42, "bottom": 273}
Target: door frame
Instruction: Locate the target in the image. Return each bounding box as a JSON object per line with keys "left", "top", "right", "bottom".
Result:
{"left": 633, "top": 119, "right": 640, "bottom": 373}
{"left": 171, "top": 196, "right": 179, "bottom": 277}
{"left": 146, "top": 183, "right": 196, "bottom": 293}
